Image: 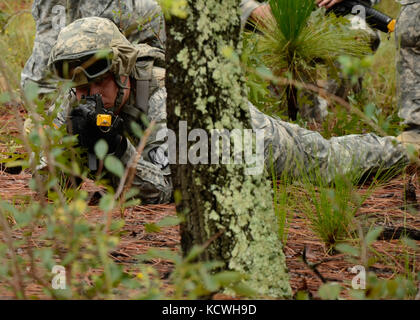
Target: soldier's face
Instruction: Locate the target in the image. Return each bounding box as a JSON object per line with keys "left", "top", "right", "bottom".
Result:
{"left": 75, "top": 73, "right": 130, "bottom": 110}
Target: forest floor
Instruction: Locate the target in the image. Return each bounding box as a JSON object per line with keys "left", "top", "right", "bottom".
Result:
{"left": 0, "top": 111, "right": 418, "bottom": 299}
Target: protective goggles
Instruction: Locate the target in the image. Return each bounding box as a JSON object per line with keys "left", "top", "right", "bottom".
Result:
{"left": 52, "top": 51, "right": 113, "bottom": 86}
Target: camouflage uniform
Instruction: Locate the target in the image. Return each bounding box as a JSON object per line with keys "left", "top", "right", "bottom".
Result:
{"left": 21, "top": 0, "right": 166, "bottom": 93}
{"left": 22, "top": 0, "right": 255, "bottom": 93}
{"left": 240, "top": 0, "right": 263, "bottom": 26}
{"left": 396, "top": 0, "right": 420, "bottom": 128}
{"left": 49, "top": 14, "right": 408, "bottom": 204}
{"left": 249, "top": 103, "right": 408, "bottom": 183}
{"left": 239, "top": 2, "right": 404, "bottom": 176}
{"left": 49, "top": 17, "right": 172, "bottom": 204}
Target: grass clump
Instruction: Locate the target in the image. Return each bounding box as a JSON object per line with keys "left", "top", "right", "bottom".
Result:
{"left": 254, "top": 0, "right": 371, "bottom": 120}
{"left": 301, "top": 173, "right": 361, "bottom": 249}
{"left": 260, "top": 0, "right": 371, "bottom": 78}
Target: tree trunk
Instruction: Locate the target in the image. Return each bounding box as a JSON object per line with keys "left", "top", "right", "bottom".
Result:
{"left": 166, "top": 0, "right": 291, "bottom": 298}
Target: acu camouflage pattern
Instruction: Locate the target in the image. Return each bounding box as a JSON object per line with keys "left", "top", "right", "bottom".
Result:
{"left": 22, "top": 0, "right": 166, "bottom": 93}
{"left": 239, "top": 0, "right": 262, "bottom": 26}
{"left": 48, "top": 17, "right": 139, "bottom": 83}
{"left": 50, "top": 17, "right": 171, "bottom": 204}
{"left": 396, "top": 1, "right": 420, "bottom": 128}
{"left": 23, "top": 0, "right": 257, "bottom": 93}
{"left": 249, "top": 103, "right": 408, "bottom": 183}
{"left": 52, "top": 80, "right": 172, "bottom": 204}
{"left": 119, "top": 93, "right": 408, "bottom": 202}
{"left": 46, "top": 9, "right": 409, "bottom": 204}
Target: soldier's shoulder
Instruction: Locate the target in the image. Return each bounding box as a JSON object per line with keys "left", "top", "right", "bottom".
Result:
{"left": 131, "top": 43, "right": 165, "bottom": 84}
{"left": 134, "top": 43, "right": 165, "bottom": 61}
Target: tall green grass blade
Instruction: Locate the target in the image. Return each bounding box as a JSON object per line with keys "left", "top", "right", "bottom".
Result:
{"left": 269, "top": 0, "right": 315, "bottom": 43}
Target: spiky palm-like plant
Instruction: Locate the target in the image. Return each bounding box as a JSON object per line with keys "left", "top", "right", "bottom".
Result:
{"left": 257, "top": 0, "right": 372, "bottom": 120}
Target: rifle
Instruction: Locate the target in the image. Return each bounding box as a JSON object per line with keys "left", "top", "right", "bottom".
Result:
{"left": 75, "top": 94, "right": 115, "bottom": 171}
{"left": 328, "top": 0, "right": 396, "bottom": 33}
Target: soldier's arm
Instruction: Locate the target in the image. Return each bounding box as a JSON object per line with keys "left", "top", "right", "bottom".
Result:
{"left": 21, "top": 0, "right": 66, "bottom": 94}
{"left": 240, "top": 0, "right": 270, "bottom": 26}
{"left": 315, "top": 0, "right": 345, "bottom": 9}
{"left": 119, "top": 137, "right": 172, "bottom": 204}
{"left": 50, "top": 91, "right": 78, "bottom": 128}
{"left": 248, "top": 102, "right": 408, "bottom": 184}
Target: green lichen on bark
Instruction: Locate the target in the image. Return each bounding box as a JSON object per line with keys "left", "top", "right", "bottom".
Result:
{"left": 166, "top": 0, "right": 291, "bottom": 298}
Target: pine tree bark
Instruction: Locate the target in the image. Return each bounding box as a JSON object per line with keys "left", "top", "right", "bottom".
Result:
{"left": 165, "top": 0, "right": 291, "bottom": 298}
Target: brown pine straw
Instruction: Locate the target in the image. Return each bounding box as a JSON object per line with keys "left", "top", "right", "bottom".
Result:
{"left": 0, "top": 115, "right": 418, "bottom": 299}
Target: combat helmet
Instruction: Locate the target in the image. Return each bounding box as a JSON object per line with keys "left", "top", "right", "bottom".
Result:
{"left": 48, "top": 16, "right": 139, "bottom": 110}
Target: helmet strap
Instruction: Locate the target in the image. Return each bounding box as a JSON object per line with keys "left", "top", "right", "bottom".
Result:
{"left": 113, "top": 74, "right": 129, "bottom": 114}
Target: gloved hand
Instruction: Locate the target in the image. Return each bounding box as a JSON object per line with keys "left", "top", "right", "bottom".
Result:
{"left": 69, "top": 104, "right": 127, "bottom": 157}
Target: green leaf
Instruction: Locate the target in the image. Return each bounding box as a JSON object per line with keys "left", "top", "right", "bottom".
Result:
{"left": 62, "top": 252, "right": 77, "bottom": 265}
{"left": 173, "top": 189, "right": 182, "bottom": 205}
{"left": 185, "top": 245, "right": 205, "bottom": 262}
{"left": 338, "top": 55, "right": 351, "bottom": 69}
{"left": 124, "top": 188, "right": 140, "bottom": 200}
{"left": 0, "top": 202, "right": 19, "bottom": 217}
{"left": 12, "top": 211, "right": 32, "bottom": 227}
{"left": 122, "top": 199, "right": 141, "bottom": 208}
{"left": 200, "top": 267, "right": 219, "bottom": 292}
{"left": 104, "top": 155, "right": 124, "bottom": 178}
{"left": 401, "top": 237, "right": 419, "bottom": 251}
{"left": 256, "top": 66, "right": 273, "bottom": 79}
{"left": 157, "top": 215, "right": 182, "bottom": 228}
{"left": 360, "top": 55, "right": 373, "bottom": 68}
{"left": 364, "top": 103, "right": 377, "bottom": 121}
{"left": 221, "top": 46, "right": 239, "bottom": 63}
{"left": 349, "top": 289, "right": 366, "bottom": 300}
{"left": 24, "top": 81, "right": 40, "bottom": 102}
{"left": 110, "top": 219, "right": 125, "bottom": 231}
{"left": 0, "top": 92, "right": 10, "bottom": 104}
{"left": 99, "top": 194, "right": 114, "bottom": 212}
{"left": 212, "top": 271, "right": 244, "bottom": 286}
{"left": 28, "top": 177, "right": 37, "bottom": 191}
{"left": 4, "top": 159, "right": 25, "bottom": 168}
{"left": 145, "top": 223, "right": 161, "bottom": 233}
{"left": 62, "top": 135, "right": 78, "bottom": 145}
{"left": 365, "top": 226, "right": 384, "bottom": 246}
{"left": 335, "top": 243, "right": 360, "bottom": 257}
{"left": 74, "top": 222, "right": 90, "bottom": 235}
{"left": 94, "top": 139, "right": 108, "bottom": 161}
{"left": 230, "top": 282, "right": 257, "bottom": 298}
{"left": 140, "top": 114, "right": 150, "bottom": 128}
{"left": 318, "top": 282, "right": 342, "bottom": 300}
{"left": 295, "top": 291, "right": 310, "bottom": 300}
{"left": 109, "top": 263, "right": 124, "bottom": 284}
{"left": 130, "top": 121, "right": 143, "bottom": 139}
{"left": 28, "top": 131, "right": 41, "bottom": 146}
{"left": 38, "top": 248, "right": 54, "bottom": 270}
{"left": 71, "top": 161, "right": 81, "bottom": 176}
{"left": 95, "top": 49, "right": 113, "bottom": 59}
{"left": 46, "top": 178, "right": 59, "bottom": 190}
